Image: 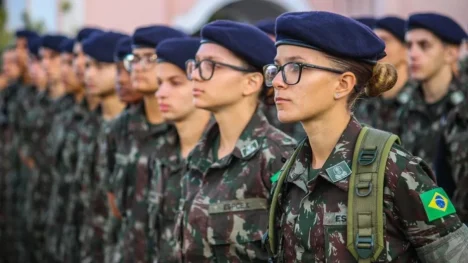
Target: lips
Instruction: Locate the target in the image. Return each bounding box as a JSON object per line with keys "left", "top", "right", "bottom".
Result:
{"left": 192, "top": 88, "right": 204, "bottom": 96}
{"left": 275, "top": 96, "right": 290, "bottom": 104}
{"left": 159, "top": 103, "right": 170, "bottom": 112}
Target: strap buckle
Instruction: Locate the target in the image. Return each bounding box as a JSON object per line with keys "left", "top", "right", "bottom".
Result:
{"left": 355, "top": 234, "right": 374, "bottom": 259}
{"left": 355, "top": 182, "right": 373, "bottom": 197}
{"left": 358, "top": 147, "right": 377, "bottom": 165}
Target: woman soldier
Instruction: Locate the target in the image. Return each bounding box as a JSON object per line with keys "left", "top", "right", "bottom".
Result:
{"left": 177, "top": 21, "right": 296, "bottom": 262}
{"left": 264, "top": 11, "right": 468, "bottom": 263}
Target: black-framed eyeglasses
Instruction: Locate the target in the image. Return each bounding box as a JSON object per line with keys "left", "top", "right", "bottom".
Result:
{"left": 123, "top": 53, "right": 157, "bottom": 72}
{"left": 185, "top": 59, "right": 257, "bottom": 81}
{"left": 263, "top": 62, "right": 345, "bottom": 87}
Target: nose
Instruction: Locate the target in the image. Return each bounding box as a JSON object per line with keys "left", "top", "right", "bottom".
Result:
{"left": 271, "top": 70, "right": 286, "bottom": 90}
{"left": 156, "top": 82, "right": 169, "bottom": 99}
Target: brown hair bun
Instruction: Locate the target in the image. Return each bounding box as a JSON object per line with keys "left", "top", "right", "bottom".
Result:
{"left": 365, "top": 62, "right": 398, "bottom": 97}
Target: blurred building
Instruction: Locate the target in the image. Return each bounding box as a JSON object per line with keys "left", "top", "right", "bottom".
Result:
{"left": 5, "top": 0, "right": 468, "bottom": 36}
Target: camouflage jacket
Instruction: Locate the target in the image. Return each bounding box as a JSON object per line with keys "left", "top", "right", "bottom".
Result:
{"left": 261, "top": 102, "right": 306, "bottom": 141}
{"left": 176, "top": 108, "right": 296, "bottom": 262}
{"left": 75, "top": 106, "right": 112, "bottom": 263}
{"left": 399, "top": 79, "right": 465, "bottom": 168}
{"left": 435, "top": 102, "right": 468, "bottom": 223}
{"left": 106, "top": 102, "right": 178, "bottom": 263}
{"left": 354, "top": 81, "right": 415, "bottom": 135}
{"left": 459, "top": 56, "right": 468, "bottom": 86}
{"left": 270, "top": 117, "right": 468, "bottom": 263}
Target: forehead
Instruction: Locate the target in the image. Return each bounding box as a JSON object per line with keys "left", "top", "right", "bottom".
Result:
{"left": 373, "top": 29, "right": 396, "bottom": 40}
{"left": 132, "top": 47, "right": 155, "bottom": 56}
{"left": 405, "top": 28, "right": 441, "bottom": 43}
{"left": 275, "top": 45, "right": 328, "bottom": 64}
{"left": 156, "top": 62, "right": 184, "bottom": 77}
{"left": 39, "top": 47, "right": 56, "bottom": 56}
{"left": 3, "top": 50, "right": 16, "bottom": 58}
{"left": 61, "top": 53, "right": 72, "bottom": 59}
{"left": 196, "top": 43, "right": 237, "bottom": 61}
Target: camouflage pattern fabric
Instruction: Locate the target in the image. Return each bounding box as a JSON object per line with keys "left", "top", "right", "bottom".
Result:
{"left": 107, "top": 103, "right": 178, "bottom": 263}
{"left": 269, "top": 117, "right": 467, "bottom": 262}
{"left": 62, "top": 99, "right": 94, "bottom": 263}
{"left": 175, "top": 108, "right": 295, "bottom": 262}
{"left": 399, "top": 80, "right": 466, "bottom": 168}
{"left": 74, "top": 106, "right": 108, "bottom": 263}
{"left": 435, "top": 102, "right": 468, "bottom": 223}
{"left": 354, "top": 81, "right": 415, "bottom": 135}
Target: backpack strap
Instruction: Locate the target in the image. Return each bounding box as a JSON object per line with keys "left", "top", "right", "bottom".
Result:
{"left": 347, "top": 127, "right": 400, "bottom": 262}
{"left": 267, "top": 138, "right": 307, "bottom": 258}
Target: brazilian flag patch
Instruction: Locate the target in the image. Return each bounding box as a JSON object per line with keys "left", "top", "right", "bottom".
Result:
{"left": 419, "top": 188, "right": 456, "bottom": 222}
{"left": 271, "top": 171, "right": 281, "bottom": 183}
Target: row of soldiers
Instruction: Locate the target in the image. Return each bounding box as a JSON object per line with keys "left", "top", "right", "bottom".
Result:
{"left": 0, "top": 10, "right": 467, "bottom": 263}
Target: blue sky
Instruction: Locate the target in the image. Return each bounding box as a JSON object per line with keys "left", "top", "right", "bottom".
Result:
{"left": 6, "top": 0, "right": 57, "bottom": 31}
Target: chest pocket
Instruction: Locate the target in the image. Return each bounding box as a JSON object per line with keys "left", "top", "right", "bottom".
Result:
{"left": 208, "top": 198, "right": 269, "bottom": 262}
{"left": 323, "top": 212, "right": 356, "bottom": 263}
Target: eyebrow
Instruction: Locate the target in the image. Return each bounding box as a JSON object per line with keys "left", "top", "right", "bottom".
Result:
{"left": 274, "top": 55, "right": 306, "bottom": 64}
{"left": 195, "top": 54, "right": 222, "bottom": 61}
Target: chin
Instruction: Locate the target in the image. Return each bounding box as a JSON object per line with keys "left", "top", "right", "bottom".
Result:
{"left": 277, "top": 110, "right": 301, "bottom": 124}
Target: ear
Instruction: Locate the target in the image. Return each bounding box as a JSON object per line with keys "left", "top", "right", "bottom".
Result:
{"left": 444, "top": 44, "right": 459, "bottom": 64}
{"left": 334, "top": 72, "right": 356, "bottom": 100}
{"left": 242, "top": 72, "right": 263, "bottom": 96}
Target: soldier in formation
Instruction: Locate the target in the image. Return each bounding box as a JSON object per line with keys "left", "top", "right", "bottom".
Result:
{"left": 1, "top": 9, "right": 468, "bottom": 263}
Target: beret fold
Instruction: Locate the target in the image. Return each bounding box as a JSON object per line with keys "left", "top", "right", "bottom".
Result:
{"left": 132, "top": 25, "right": 188, "bottom": 48}
{"left": 83, "top": 31, "right": 128, "bottom": 63}
{"left": 156, "top": 38, "right": 201, "bottom": 71}
{"left": 374, "top": 16, "right": 406, "bottom": 43}
{"left": 41, "top": 34, "right": 69, "bottom": 52}
{"left": 276, "top": 11, "right": 386, "bottom": 63}
{"left": 200, "top": 20, "right": 276, "bottom": 71}
{"left": 407, "top": 13, "right": 467, "bottom": 45}
{"left": 114, "top": 36, "right": 132, "bottom": 62}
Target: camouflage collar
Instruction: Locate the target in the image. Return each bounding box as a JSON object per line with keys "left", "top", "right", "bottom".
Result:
{"left": 188, "top": 107, "right": 269, "bottom": 173}
{"left": 286, "top": 117, "right": 362, "bottom": 193}
{"left": 127, "top": 104, "right": 173, "bottom": 138}
{"left": 409, "top": 78, "right": 465, "bottom": 113}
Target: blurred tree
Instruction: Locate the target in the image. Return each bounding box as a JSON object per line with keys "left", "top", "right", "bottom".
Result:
{"left": 0, "top": 5, "right": 12, "bottom": 50}
{"left": 60, "top": 0, "right": 72, "bottom": 14}
{"left": 21, "top": 11, "right": 46, "bottom": 33}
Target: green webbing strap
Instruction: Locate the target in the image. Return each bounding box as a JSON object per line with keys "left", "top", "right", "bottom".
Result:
{"left": 268, "top": 138, "right": 307, "bottom": 257}
{"left": 347, "top": 127, "right": 400, "bottom": 262}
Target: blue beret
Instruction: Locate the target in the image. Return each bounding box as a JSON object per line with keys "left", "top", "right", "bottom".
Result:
{"left": 374, "top": 16, "right": 406, "bottom": 43}
{"left": 156, "top": 38, "right": 201, "bottom": 72}
{"left": 407, "top": 13, "right": 468, "bottom": 45}
{"left": 353, "top": 17, "right": 377, "bottom": 29}
{"left": 276, "top": 12, "right": 386, "bottom": 63}
{"left": 59, "top": 38, "right": 76, "bottom": 54}
{"left": 132, "top": 25, "right": 188, "bottom": 48}
{"left": 28, "top": 36, "right": 42, "bottom": 57}
{"left": 200, "top": 20, "right": 276, "bottom": 71}
{"left": 15, "top": 29, "right": 40, "bottom": 41}
{"left": 114, "top": 36, "right": 132, "bottom": 62}
{"left": 41, "top": 34, "right": 69, "bottom": 52}
{"left": 76, "top": 27, "right": 104, "bottom": 42}
{"left": 255, "top": 18, "right": 276, "bottom": 36}
{"left": 82, "top": 31, "right": 128, "bottom": 63}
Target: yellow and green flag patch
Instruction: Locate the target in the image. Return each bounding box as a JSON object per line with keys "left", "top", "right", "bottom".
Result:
{"left": 271, "top": 171, "right": 281, "bottom": 183}
{"left": 419, "top": 188, "right": 456, "bottom": 222}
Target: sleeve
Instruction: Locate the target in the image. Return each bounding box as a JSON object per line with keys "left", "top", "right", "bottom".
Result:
{"left": 433, "top": 135, "right": 455, "bottom": 198}
{"left": 393, "top": 156, "right": 468, "bottom": 262}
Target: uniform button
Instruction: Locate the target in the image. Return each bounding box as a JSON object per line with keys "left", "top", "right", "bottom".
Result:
{"left": 281, "top": 157, "right": 287, "bottom": 163}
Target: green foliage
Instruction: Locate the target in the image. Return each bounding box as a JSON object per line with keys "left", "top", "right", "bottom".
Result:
{"left": 0, "top": 6, "right": 12, "bottom": 50}
{"left": 21, "top": 11, "right": 46, "bottom": 33}
{"left": 60, "top": 0, "right": 73, "bottom": 14}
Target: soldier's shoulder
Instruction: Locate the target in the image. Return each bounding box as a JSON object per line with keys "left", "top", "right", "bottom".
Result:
{"left": 263, "top": 124, "right": 297, "bottom": 148}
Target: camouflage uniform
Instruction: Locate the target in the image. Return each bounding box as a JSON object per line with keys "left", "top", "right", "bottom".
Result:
{"left": 0, "top": 86, "right": 11, "bottom": 261}
{"left": 76, "top": 106, "right": 112, "bottom": 263}
{"left": 269, "top": 117, "right": 468, "bottom": 262}
{"left": 175, "top": 108, "right": 296, "bottom": 262}
{"left": 62, "top": 99, "right": 94, "bottom": 263}
{"left": 354, "top": 81, "right": 415, "bottom": 135}
{"left": 435, "top": 102, "right": 468, "bottom": 223}
{"left": 459, "top": 56, "right": 468, "bottom": 85}
{"left": 399, "top": 80, "right": 465, "bottom": 168}
{"left": 25, "top": 90, "right": 55, "bottom": 262}
{"left": 107, "top": 102, "right": 177, "bottom": 263}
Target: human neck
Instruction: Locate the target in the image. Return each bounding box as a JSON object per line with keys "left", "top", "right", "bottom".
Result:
{"left": 382, "top": 63, "right": 409, "bottom": 99}
{"left": 175, "top": 109, "right": 211, "bottom": 159}
{"left": 143, "top": 94, "right": 164, "bottom": 125}
{"left": 73, "top": 86, "right": 85, "bottom": 103}
{"left": 214, "top": 99, "right": 257, "bottom": 159}
{"left": 302, "top": 106, "right": 351, "bottom": 169}
{"left": 421, "top": 66, "right": 452, "bottom": 104}
{"left": 87, "top": 95, "right": 101, "bottom": 111}
{"left": 101, "top": 93, "right": 126, "bottom": 121}
{"left": 49, "top": 81, "right": 66, "bottom": 99}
